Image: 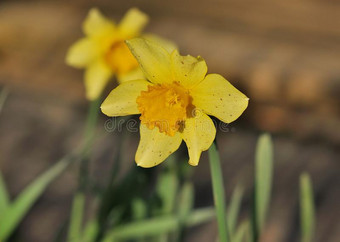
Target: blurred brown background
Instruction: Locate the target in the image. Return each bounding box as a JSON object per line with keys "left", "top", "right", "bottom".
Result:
{"left": 0, "top": 0, "right": 339, "bottom": 241}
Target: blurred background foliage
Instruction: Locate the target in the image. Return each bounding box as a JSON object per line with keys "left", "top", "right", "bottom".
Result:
{"left": 0, "top": 0, "right": 339, "bottom": 241}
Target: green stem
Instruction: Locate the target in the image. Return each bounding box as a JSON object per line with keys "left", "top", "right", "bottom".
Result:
{"left": 84, "top": 99, "right": 101, "bottom": 145}
{"left": 95, "top": 129, "right": 131, "bottom": 241}
{"left": 300, "top": 173, "right": 315, "bottom": 242}
{"left": 0, "top": 170, "right": 10, "bottom": 216}
{"left": 67, "top": 192, "right": 85, "bottom": 242}
{"left": 208, "top": 142, "right": 229, "bottom": 242}
{"left": 68, "top": 98, "right": 101, "bottom": 242}
{"left": 79, "top": 98, "right": 101, "bottom": 192}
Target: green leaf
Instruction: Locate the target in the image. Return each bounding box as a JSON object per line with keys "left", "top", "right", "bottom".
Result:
{"left": 103, "top": 216, "right": 179, "bottom": 242}
{"left": 0, "top": 87, "right": 11, "bottom": 220}
{"left": 254, "top": 133, "right": 273, "bottom": 235}
{"left": 102, "top": 207, "right": 216, "bottom": 241}
{"left": 68, "top": 192, "right": 85, "bottom": 242}
{"left": 0, "top": 171, "right": 10, "bottom": 216}
{"left": 67, "top": 98, "right": 100, "bottom": 242}
{"left": 0, "top": 156, "right": 72, "bottom": 241}
{"left": 154, "top": 159, "right": 179, "bottom": 242}
{"left": 132, "top": 198, "right": 147, "bottom": 220}
{"left": 208, "top": 142, "right": 230, "bottom": 242}
{"left": 300, "top": 173, "right": 315, "bottom": 242}
{"left": 234, "top": 220, "right": 251, "bottom": 242}
{"left": 172, "top": 181, "right": 195, "bottom": 241}
{"left": 156, "top": 167, "right": 179, "bottom": 215}
{"left": 184, "top": 207, "right": 215, "bottom": 227}
{"left": 177, "top": 182, "right": 194, "bottom": 223}
{"left": 82, "top": 220, "right": 99, "bottom": 242}
{"left": 227, "top": 184, "right": 244, "bottom": 236}
{"left": 83, "top": 98, "right": 101, "bottom": 145}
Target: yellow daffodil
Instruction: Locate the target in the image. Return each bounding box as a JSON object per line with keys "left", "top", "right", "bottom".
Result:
{"left": 66, "top": 8, "right": 159, "bottom": 100}
{"left": 101, "top": 38, "right": 249, "bottom": 167}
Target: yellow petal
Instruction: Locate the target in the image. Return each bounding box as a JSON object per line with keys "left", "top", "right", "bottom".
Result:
{"left": 125, "top": 38, "right": 173, "bottom": 84}
{"left": 142, "top": 34, "right": 177, "bottom": 54}
{"left": 182, "top": 112, "right": 216, "bottom": 166}
{"left": 83, "top": 8, "right": 115, "bottom": 38}
{"left": 118, "top": 8, "right": 149, "bottom": 38}
{"left": 117, "top": 67, "right": 145, "bottom": 84}
{"left": 191, "top": 74, "right": 249, "bottom": 123}
{"left": 65, "top": 38, "right": 99, "bottom": 68}
{"left": 101, "top": 79, "right": 150, "bottom": 116}
{"left": 84, "top": 60, "right": 112, "bottom": 100}
{"left": 136, "top": 124, "right": 182, "bottom": 168}
{"left": 171, "top": 50, "right": 207, "bottom": 88}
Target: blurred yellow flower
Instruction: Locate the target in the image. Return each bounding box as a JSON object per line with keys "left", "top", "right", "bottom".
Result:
{"left": 66, "top": 8, "right": 149, "bottom": 100}
{"left": 101, "top": 38, "right": 249, "bottom": 167}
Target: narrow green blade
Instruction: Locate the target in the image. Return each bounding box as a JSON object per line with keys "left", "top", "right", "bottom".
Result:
{"left": 103, "top": 207, "right": 216, "bottom": 242}
{"left": 208, "top": 142, "right": 230, "bottom": 242}
{"left": 0, "top": 156, "right": 72, "bottom": 240}
{"left": 177, "top": 182, "right": 194, "bottom": 222}
{"left": 234, "top": 220, "right": 251, "bottom": 242}
{"left": 82, "top": 220, "right": 99, "bottom": 242}
{"left": 254, "top": 133, "right": 273, "bottom": 235}
{"left": 67, "top": 98, "right": 100, "bottom": 242}
{"left": 227, "top": 184, "right": 244, "bottom": 236}
{"left": 68, "top": 192, "right": 85, "bottom": 242}
{"left": 156, "top": 166, "right": 179, "bottom": 215}
{"left": 0, "top": 87, "right": 11, "bottom": 216}
{"left": 184, "top": 207, "right": 215, "bottom": 227}
{"left": 154, "top": 159, "right": 179, "bottom": 242}
{"left": 300, "top": 173, "right": 315, "bottom": 242}
{"left": 103, "top": 216, "right": 179, "bottom": 242}
{"left": 173, "top": 181, "right": 195, "bottom": 241}
{"left": 132, "top": 198, "right": 147, "bottom": 220}
{"left": 0, "top": 171, "right": 10, "bottom": 215}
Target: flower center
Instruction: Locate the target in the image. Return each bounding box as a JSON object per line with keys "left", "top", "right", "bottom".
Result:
{"left": 105, "top": 41, "right": 139, "bottom": 74}
{"left": 137, "top": 82, "right": 194, "bottom": 136}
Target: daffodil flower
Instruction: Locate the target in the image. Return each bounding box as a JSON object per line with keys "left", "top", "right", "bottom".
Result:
{"left": 101, "top": 38, "right": 249, "bottom": 167}
{"left": 66, "top": 8, "right": 174, "bottom": 100}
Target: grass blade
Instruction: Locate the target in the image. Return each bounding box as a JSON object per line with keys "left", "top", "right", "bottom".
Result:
{"left": 0, "top": 156, "right": 72, "bottom": 240}
{"left": 154, "top": 159, "right": 179, "bottom": 242}
{"left": 184, "top": 207, "right": 215, "bottom": 227}
{"left": 82, "top": 220, "right": 99, "bottom": 242}
{"left": 103, "top": 207, "right": 216, "bottom": 241}
{"left": 0, "top": 171, "right": 10, "bottom": 215}
{"left": 300, "top": 173, "right": 315, "bottom": 242}
{"left": 208, "top": 142, "right": 230, "bottom": 242}
{"left": 234, "top": 220, "right": 251, "bottom": 242}
{"left": 177, "top": 182, "right": 194, "bottom": 223}
{"left": 253, "top": 133, "right": 273, "bottom": 238}
{"left": 132, "top": 198, "right": 147, "bottom": 220}
{"left": 68, "top": 192, "right": 85, "bottom": 242}
{"left": 68, "top": 98, "right": 100, "bottom": 242}
{"left": 103, "top": 216, "right": 178, "bottom": 242}
{"left": 156, "top": 166, "right": 179, "bottom": 215}
{"left": 227, "top": 184, "right": 244, "bottom": 236}
{"left": 173, "top": 181, "right": 195, "bottom": 241}
{"left": 0, "top": 87, "right": 10, "bottom": 219}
